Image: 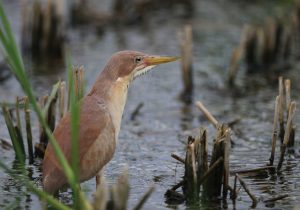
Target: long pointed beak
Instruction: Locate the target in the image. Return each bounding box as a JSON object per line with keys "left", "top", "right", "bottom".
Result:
{"left": 144, "top": 55, "right": 180, "bottom": 66}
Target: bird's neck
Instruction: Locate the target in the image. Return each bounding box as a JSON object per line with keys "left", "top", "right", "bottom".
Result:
{"left": 106, "top": 77, "right": 130, "bottom": 139}
{"left": 89, "top": 73, "right": 131, "bottom": 140}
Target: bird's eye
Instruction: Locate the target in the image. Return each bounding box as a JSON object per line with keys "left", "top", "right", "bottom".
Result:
{"left": 135, "top": 56, "right": 142, "bottom": 64}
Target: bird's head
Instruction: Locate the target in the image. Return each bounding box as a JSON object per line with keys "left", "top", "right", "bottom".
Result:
{"left": 106, "top": 51, "right": 179, "bottom": 83}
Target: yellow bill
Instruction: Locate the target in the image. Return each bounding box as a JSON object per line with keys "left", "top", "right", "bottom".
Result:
{"left": 144, "top": 55, "right": 180, "bottom": 66}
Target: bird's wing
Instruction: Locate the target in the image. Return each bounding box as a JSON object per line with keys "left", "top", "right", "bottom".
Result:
{"left": 43, "top": 95, "right": 112, "bottom": 179}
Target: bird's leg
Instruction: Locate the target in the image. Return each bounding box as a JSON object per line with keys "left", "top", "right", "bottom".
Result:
{"left": 95, "top": 170, "right": 102, "bottom": 189}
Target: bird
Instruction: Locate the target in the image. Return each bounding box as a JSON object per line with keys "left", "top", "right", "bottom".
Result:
{"left": 42, "top": 50, "right": 179, "bottom": 194}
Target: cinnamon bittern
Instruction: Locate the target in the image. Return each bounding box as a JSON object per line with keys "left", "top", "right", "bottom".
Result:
{"left": 43, "top": 50, "right": 179, "bottom": 194}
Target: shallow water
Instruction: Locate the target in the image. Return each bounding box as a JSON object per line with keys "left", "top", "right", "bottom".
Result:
{"left": 0, "top": 0, "right": 299, "bottom": 209}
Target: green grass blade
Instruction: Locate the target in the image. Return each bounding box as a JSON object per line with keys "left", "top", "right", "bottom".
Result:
{"left": 67, "top": 55, "right": 81, "bottom": 209}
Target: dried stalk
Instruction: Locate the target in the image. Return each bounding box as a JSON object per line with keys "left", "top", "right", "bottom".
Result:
{"left": 277, "top": 101, "right": 296, "bottom": 171}
{"left": 223, "top": 130, "right": 230, "bottom": 200}
{"left": 278, "top": 77, "right": 285, "bottom": 143}
{"left": 285, "top": 79, "right": 295, "bottom": 148}
{"left": 263, "top": 194, "right": 288, "bottom": 203}
{"left": 231, "top": 174, "right": 238, "bottom": 199}
{"left": 197, "top": 128, "right": 208, "bottom": 189}
{"left": 184, "top": 140, "right": 198, "bottom": 200}
{"left": 180, "top": 24, "right": 193, "bottom": 103}
{"left": 195, "top": 101, "right": 218, "bottom": 128}
{"left": 269, "top": 96, "right": 279, "bottom": 166}
{"left": 171, "top": 153, "right": 185, "bottom": 164}
{"left": 236, "top": 174, "right": 257, "bottom": 208}
{"left": 285, "top": 79, "right": 291, "bottom": 111}
{"left": 228, "top": 47, "right": 243, "bottom": 86}
{"left": 231, "top": 166, "right": 275, "bottom": 175}
{"left": 198, "top": 157, "right": 223, "bottom": 186}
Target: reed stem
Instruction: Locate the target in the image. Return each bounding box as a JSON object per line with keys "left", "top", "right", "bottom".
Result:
{"left": 269, "top": 96, "right": 279, "bottom": 166}
{"left": 24, "top": 97, "right": 34, "bottom": 164}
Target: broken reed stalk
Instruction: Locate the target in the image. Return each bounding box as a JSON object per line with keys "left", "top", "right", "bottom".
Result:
{"left": 228, "top": 47, "right": 243, "bottom": 86}
{"left": 285, "top": 79, "right": 295, "bottom": 148}
{"left": 21, "top": 0, "right": 65, "bottom": 59}
{"left": 35, "top": 82, "right": 60, "bottom": 157}
{"left": 47, "top": 94, "right": 57, "bottom": 135}
{"left": 203, "top": 125, "right": 226, "bottom": 198}
{"left": 184, "top": 137, "right": 198, "bottom": 201}
{"left": 231, "top": 166, "right": 275, "bottom": 175}
{"left": 169, "top": 125, "right": 230, "bottom": 203}
{"left": 59, "top": 81, "right": 66, "bottom": 118}
{"left": 196, "top": 128, "right": 208, "bottom": 189}
{"left": 69, "top": 66, "right": 85, "bottom": 108}
{"left": 171, "top": 153, "right": 185, "bottom": 164}
{"left": 2, "top": 104, "right": 25, "bottom": 162}
{"left": 74, "top": 66, "right": 85, "bottom": 101}
{"left": 223, "top": 130, "right": 230, "bottom": 200}
{"left": 38, "top": 95, "right": 48, "bottom": 146}
{"left": 263, "top": 194, "right": 289, "bottom": 203}
{"left": 24, "top": 97, "right": 34, "bottom": 164}
{"left": 198, "top": 157, "right": 223, "bottom": 186}
{"left": 277, "top": 101, "right": 296, "bottom": 171}
{"left": 195, "top": 101, "right": 218, "bottom": 128}
{"left": 285, "top": 79, "right": 291, "bottom": 110}
{"left": 236, "top": 174, "right": 257, "bottom": 208}
{"left": 92, "top": 168, "right": 154, "bottom": 210}
{"left": 232, "top": 174, "right": 238, "bottom": 199}
{"left": 278, "top": 77, "right": 285, "bottom": 143}
{"left": 227, "top": 25, "right": 250, "bottom": 85}
{"left": 180, "top": 24, "right": 193, "bottom": 103}
{"left": 269, "top": 96, "right": 280, "bottom": 166}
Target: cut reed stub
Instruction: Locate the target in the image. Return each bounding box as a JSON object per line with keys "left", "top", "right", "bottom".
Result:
{"left": 168, "top": 124, "right": 231, "bottom": 204}
{"left": 183, "top": 137, "right": 198, "bottom": 202}
{"left": 21, "top": 0, "right": 66, "bottom": 60}
{"left": 228, "top": 47, "right": 243, "bottom": 86}
{"left": 2, "top": 104, "right": 25, "bottom": 162}
{"left": 203, "top": 125, "right": 227, "bottom": 199}
{"left": 228, "top": 11, "right": 299, "bottom": 85}
{"left": 92, "top": 168, "right": 154, "bottom": 210}
{"left": 179, "top": 25, "right": 193, "bottom": 104}
{"left": 35, "top": 82, "right": 59, "bottom": 158}
{"left": 277, "top": 101, "right": 296, "bottom": 171}
{"left": 35, "top": 96, "right": 48, "bottom": 158}
{"left": 269, "top": 96, "right": 279, "bottom": 166}
{"left": 278, "top": 76, "right": 285, "bottom": 143}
